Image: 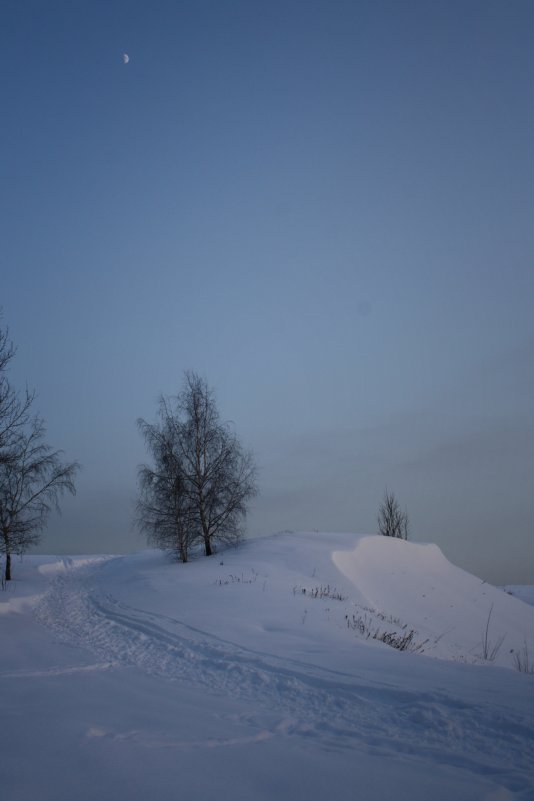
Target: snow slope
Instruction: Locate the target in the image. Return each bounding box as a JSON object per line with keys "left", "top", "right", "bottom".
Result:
{"left": 504, "top": 585, "right": 534, "bottom": 608}
{"left": 333, "top": 535, "right": 534, "bottom": 667}
{"left": 1, "top": 532, "right": 534, "bottom": 801}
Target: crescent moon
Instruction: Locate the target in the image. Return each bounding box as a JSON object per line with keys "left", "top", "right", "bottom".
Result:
{"left": 122, "top": 53, "right": 129, "bottom": 64}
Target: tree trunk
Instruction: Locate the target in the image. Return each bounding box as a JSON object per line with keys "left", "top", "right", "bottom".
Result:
{"left": 198, "top": 500, "right": 212, "bottom": 556}
{"left": 5, "top": 550, "right": 11, "bottom": 582}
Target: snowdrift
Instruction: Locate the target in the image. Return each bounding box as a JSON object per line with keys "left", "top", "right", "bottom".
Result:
{"left": 332, "top": 534, "right": 534, "bottom": 667}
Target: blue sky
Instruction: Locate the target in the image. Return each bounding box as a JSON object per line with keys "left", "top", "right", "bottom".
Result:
{"left": 1, "top": 0, "right": 533, "bottom": 583}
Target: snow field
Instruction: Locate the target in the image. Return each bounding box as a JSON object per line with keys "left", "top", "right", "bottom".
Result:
{"left": 2, "top": 532, "right": 534, "bottom": 800}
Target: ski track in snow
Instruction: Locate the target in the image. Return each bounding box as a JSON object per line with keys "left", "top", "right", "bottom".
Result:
{"left": 36, "top": 557, "right": 534, "bottom": 797}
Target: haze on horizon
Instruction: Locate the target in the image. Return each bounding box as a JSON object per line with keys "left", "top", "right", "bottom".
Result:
{"left": 1, "top": 0, "right": 533, "bottom": 585}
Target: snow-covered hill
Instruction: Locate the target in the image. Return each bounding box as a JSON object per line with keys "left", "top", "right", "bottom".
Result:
{"left": 1, "top": 532, "right": 534, "bottom": 801}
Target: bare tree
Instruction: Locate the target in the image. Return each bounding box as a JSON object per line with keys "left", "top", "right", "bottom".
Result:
{"left": 0, "top": 416, "right": 79, "bottom": 582}
{"left": 0, "top": 319, "right": 79, "bottom": 582}
{"left": 137, "top": 413, "right": 196, "bottom": 562}
{"left": 377, "top": 489, "right": 409, "bottom": 540}
{"left": 137, "top": 372, "right": 258, "bottom": 559}
{"left": 0, "top": 322, "right": 34, "bottom": 467}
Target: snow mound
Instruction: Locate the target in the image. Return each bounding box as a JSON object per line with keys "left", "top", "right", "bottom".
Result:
{"left": 30, "top": 531, "right": 534, "bottom": 672}
{"left": 333, "top": 534, "right": 534, "bottom": 666}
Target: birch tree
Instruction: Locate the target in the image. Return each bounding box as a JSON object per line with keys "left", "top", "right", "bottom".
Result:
{"left": 137, "top": 372, "right": 257, "bottom": 560}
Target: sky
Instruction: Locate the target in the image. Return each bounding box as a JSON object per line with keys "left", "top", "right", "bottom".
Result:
{"left": 1, "top": 0, "right": 533, "bottom": 584}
